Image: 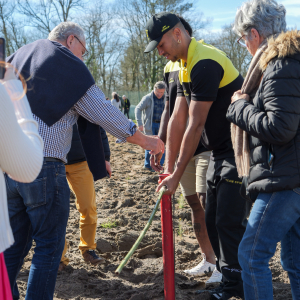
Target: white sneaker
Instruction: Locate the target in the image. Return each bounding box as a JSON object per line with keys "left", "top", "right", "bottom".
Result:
{"left": 184, "top": 254, "right": 216, "bottom": 276}
{"left": 205, "top": 268, "right": 222, "bottom": 286}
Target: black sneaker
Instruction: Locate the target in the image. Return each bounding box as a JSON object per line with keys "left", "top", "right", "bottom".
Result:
{"left": 197, "top": 283, "right": 224, "bottom": 295}
{"left": 211, "top": 291, "right": 236, "bottom": 300}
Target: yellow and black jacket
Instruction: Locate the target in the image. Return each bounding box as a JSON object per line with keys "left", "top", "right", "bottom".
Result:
{"left": 177, "top": 38, "right": 244, "bottom": 159}
{"left": 163, "top": 60, "right": 181, "bottom": 117}
{"left": 164, "top": 58, "right": 208, "bottom": 156}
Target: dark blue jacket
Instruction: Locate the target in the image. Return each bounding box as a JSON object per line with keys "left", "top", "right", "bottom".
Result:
{"left": 66, "top": 124, "right": 110, "bottom": 165}
{"left": 7, "top": 39, "right": 107, "bottom": 181}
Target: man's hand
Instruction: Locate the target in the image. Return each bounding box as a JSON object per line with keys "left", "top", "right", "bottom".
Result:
{"left": 231, "top": 90, "right": 249, "bottom": 103}
{"left": 138, "top": 125, "right": 144, "bottom": 132}
{"left": 156, "top": 173, "right": 180, "bottom": 195}
{"left": 146, "top": 136, "right": 165, "bottom": 155}
{"left": 105, "top": 161, "right": 112, "bottom": 177}
{"left": 150, "top": 153, "right": 164, "bottom": 172}
{"left": 126, "top": 130, "right": 164, "bottom": 155}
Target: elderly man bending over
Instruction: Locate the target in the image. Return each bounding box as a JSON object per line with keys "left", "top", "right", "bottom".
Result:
{"left": 4, "top": 21, "right": 164, "bottom": 300}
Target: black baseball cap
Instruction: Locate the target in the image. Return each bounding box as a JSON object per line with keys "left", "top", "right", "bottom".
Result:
{"left": 144, "top": 12, "right": 180, "bottom": 53}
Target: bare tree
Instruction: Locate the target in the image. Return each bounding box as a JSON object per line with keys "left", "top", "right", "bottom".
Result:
{"left": 0, "top": 0, "right": 32, "bottom": 56}
{"left": 17, "top": 0, "right": 86, "bottom": 34}
{"left": 117, "top": 0, "right": 209, "bottom": 92}
{"left": 82, "top": 3, "right": 123, "bottom": 93}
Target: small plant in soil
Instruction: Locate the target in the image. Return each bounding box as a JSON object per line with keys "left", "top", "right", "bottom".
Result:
{"left": 101, "top": 219, "right": 118, "bottom": 228}
{"left": 177, "top": 194, "right": 186, "bottom": 209}
{"left": 177, "top": 218, "right": 183, "bottom": 239}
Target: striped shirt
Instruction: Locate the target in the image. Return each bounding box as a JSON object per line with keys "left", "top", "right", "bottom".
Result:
{"left": 35, "top": 84, "right": 136, "bottom": 163}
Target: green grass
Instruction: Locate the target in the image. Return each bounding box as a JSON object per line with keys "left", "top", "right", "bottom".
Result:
{"left": 177, "top": 218, "right": 183, "bottom": 238}
{"left": 101, "top": 220, "right": 118, "bottom": 228}
{"left": 177, "top": 194, "right": 186, "bottom": 209}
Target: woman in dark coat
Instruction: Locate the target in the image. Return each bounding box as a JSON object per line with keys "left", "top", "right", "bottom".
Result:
{"left": 227, "top": 0, "right": 300, "bottom": 299}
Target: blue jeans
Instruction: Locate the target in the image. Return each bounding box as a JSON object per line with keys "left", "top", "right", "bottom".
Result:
{"left": 238, "top": 189, "right": 300, "bottom": 300}
{"left": 4, "top": 161, "right": 70, "bottom": 300}
{"left": 144, "top": 122, "right": 165, "bottom": 168}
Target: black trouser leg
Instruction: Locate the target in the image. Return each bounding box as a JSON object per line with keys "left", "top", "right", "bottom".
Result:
{"left": 124, "top": 109, "right": 129, "bottom": 118}
{"left": 205, "top": 158, "right": 250, "bottom": 298}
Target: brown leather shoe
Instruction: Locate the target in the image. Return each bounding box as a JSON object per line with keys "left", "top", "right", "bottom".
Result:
{"left": 82, "top": 250, "right": 106, "bottom": 265}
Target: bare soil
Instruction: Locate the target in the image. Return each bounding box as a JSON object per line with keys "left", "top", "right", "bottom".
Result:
{"left": 17, "top": 135, "right": 292, "bottom": 300}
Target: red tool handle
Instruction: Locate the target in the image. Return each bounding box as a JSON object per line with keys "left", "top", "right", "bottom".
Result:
{"left": 158, "top": 174, "right": 175, "bottom": 300}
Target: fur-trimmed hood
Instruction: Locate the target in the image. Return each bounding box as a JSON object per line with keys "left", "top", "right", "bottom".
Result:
{"left": 260, "top": 30, "right": 300, "bottom": 70}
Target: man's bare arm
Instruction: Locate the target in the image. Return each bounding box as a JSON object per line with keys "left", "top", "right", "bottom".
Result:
{"left": 164, "top": 96, "right": 188, "bottom": 173}
{"left": 157, "top": 100, "right": 212, "bottom": 194}
{"left": 126, "top": 130, "right": 164, "bottom": 155}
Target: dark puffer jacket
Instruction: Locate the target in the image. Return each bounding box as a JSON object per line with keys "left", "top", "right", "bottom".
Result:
{"left": 227, "top": 30, "right": 300, "bottom": 195}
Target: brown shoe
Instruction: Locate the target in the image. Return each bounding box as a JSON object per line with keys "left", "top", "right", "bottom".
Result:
{"left": 58, "top": 262, "right": 67, "bottom": 272}
{"left": 82, "top": 250, "right": 106, "bottom": 265}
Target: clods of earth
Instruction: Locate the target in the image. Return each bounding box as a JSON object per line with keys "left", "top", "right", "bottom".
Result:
{"left": 17, "top": 135, "right": 292, "bottom": 299}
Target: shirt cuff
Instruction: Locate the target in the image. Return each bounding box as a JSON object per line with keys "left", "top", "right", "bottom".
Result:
{"left": 116, "top": 121, "right": 137, "bottom": 144}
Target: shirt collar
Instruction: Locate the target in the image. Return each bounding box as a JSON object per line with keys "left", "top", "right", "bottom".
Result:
{"left": 181, "top": 37, "right": 198, "bottom": 70}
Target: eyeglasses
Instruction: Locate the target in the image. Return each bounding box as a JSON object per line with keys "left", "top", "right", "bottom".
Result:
{"left": 74, "top": 35, "right": 89, "bottom": 58}
{"left": 236, "top": 35, "right": 247, "bottom": 48}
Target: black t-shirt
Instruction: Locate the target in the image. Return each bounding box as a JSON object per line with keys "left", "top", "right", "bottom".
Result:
{"left": 177, "top": 38, "right": 244, "bottom": 159}
{"left": 164, "top": 60, "right": 208, "bottom": 156}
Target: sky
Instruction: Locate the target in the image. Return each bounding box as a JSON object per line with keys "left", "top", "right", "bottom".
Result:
{"left": 195, "top": 0, "right": 300, "bottom": 33}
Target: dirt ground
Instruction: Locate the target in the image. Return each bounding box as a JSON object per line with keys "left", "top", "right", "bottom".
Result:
{"left": 17, "top": 135, "right": 292, "bottom": 300}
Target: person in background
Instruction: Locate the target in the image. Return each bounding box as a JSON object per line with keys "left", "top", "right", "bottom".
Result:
{"left": 227, "top": 1, "right": 300, "bottom": 299}
{"left": 111, "top": 93, "right": 121, "bottom": 111}
{"left": 120, "top": 94, "right": 125, "bottom": 113}
{"left": 123, "top": 95, "right": 131, "bottom": 118}
{"left": 59, "top": 124, "right": 111, "bottom": 270}
{"left": 135, "top": 81, "right": 166, "bottom": 171}
{"left": 0, "top": 66, "right": 43, "bottom": 300}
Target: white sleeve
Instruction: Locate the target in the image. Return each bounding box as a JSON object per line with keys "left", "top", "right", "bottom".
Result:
{"left": 0, "top": 81, "right": 44, "bottom": 182}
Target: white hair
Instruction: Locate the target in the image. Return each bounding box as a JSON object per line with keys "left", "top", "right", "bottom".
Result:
{"left": 233, "top": 0, "right": 286, "bottom": 38}
{"left": 153, "top": 81, "right": 165, "bottom": 90}
{"left": 122, "top": 95, "right": 126, "bottom": 98}
{"left": 48, "top": 21, "right": 85, "bottom": 42}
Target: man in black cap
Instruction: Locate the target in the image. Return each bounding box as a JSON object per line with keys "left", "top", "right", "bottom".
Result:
{"left": 147, "top": 12, "right": 250, "bottom": 300}
{"left": 151, "top": 15, "right": 222, "bottom": 286}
